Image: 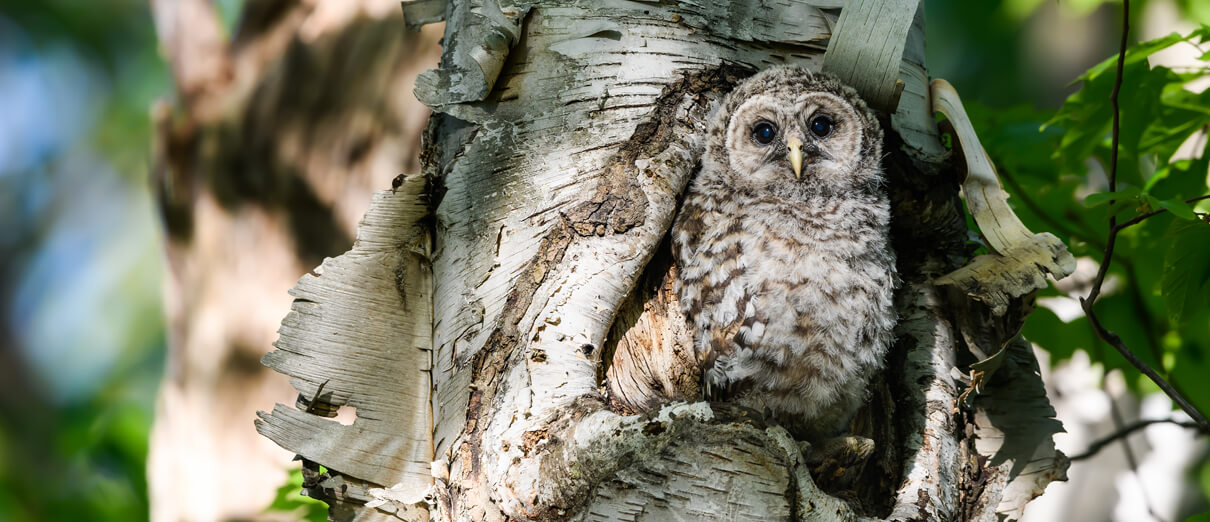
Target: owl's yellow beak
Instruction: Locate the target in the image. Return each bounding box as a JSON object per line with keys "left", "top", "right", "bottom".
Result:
{"left": 787, "top": 137, "right": 804, "bottom": 179}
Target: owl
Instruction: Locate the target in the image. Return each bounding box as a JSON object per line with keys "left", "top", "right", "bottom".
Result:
{"left": 672, "top": 66, "right": 897, "bottom": 442}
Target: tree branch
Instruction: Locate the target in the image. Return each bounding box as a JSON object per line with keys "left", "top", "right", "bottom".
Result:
{"left": 1078, "top": 0, "right": 1210, "bottom": 433}
{"left": 1078, "top": 303, "right": 1210, "bottom": 431}
{"left": 1084, "top": 0, "right": 1130, "bottom": 306}
{"left": 1114, "top": 194, "right": 1210, "bottom": 231}
{"left": 1069, "top": 418, "right": 1204, "bottom": 462}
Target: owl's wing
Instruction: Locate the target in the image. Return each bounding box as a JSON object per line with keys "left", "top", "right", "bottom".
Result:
{"left": 673, "top": 195, "right": 767, "bottom": 401}
{"left": 698, "top": 292, "right": 767, "bottom": 401}
{"left": 671, "top": 196, "right": 706, "bottom": 320}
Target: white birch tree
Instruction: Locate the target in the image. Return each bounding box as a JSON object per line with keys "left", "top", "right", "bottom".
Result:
{"left": 249, "top": 0, "right": 1077, "bottom": 520}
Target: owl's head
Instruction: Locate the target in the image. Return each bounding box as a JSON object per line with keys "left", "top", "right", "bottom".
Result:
{"left": 704, "top": 66, "right": 884, "bottom": 197}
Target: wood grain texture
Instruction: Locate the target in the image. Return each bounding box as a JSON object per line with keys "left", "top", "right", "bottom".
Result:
{"left": 604, "top": 248, "right": 699, "bottom": 415}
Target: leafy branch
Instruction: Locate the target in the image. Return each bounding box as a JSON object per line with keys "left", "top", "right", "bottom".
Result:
{"left": 1114, "top": 194, "right": 1210, "bottom": 230}
{"left": 1078, "top": 0, "right": 1210, "bottom": 433}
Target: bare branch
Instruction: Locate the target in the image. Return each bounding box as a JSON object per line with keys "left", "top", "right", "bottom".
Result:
{"left": 1084, "top": 0, "right": 1130, "bottom": 306}
{"left": 1069, "top": 418, "right": 1204, "bottom": 462}
{"left": 1078, "top": 302, "right": 1210, "bottom": 431}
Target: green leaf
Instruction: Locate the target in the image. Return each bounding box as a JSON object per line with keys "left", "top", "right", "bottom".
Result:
{"left": 1079, "top": 32, "right": 1187, "bottom": 81}
{"left": 1158, "top": 197, "right": 1198, "bottom": 220}
{"left": 265, "top": 469, "right": 328, "bottom": 522}
{"left": 1161, "top": 221, "right": 1210, "bottom": 323}
{"left": 1194, "top": 25, "right": 1210, "bottom": 41}
{"left": 1144, "top": 194, "right": 1163, "bottom": 214}
{"left": 1137, "top": 77, "right": 1210, "bottom": 161}
{"left": 1147, "top": 145, "right": 1210, "bottom": 201}
{"left": 1083, "top": 186, "right": 1141, "bottom": 208}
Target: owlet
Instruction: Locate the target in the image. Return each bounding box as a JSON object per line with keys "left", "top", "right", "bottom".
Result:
{"left": 672, "top": 65, "right": 897, "bottom": 441}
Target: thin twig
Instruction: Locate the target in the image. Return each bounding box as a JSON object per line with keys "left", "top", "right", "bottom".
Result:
{"left": 1079, "top": 0, "right": 1210, "bottom": 433}
{"left": 1069, "top": 417, "right": 1204, "bottom": 462}
{"left": 1081, "top": 305, "right": 1210, "bottom": 430}
{"left": 1105, "top": 387, "right": 1164, "bottom": 522}
{"left": 1114, "top": 194, "right": 1210, "bottom": 231}
{"left": 1085, "top": 0, "right": 1130, "bottom": 305}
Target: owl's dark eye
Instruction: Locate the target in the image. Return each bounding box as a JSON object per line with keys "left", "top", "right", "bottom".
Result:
{"left": 751, "top": 121, "right": 777, "bottom": 145}
{"left": 810, "top": 115, "right": 833, "bottom": 137}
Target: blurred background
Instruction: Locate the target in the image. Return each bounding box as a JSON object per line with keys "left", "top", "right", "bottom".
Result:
{"left": 0, "top": 0, "right": 172, "bottom": 518}
{"left": 0, "top": 0, "right": 1206, "bottom": 520}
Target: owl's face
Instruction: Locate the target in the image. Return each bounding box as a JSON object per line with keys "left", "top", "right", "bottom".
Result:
{"left": 705, "top": 67, "right": 883, "bottom": 198}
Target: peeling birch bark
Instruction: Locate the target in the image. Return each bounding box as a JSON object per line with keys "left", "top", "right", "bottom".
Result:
{"left": 931, "top": 79, "right": 1077, "bottom": 316}
{"left": 250, "top": 1, "right": 1069, "bottom": 520}
{"left": 962, "top": 336, "right": 1069, "bottom": 522}
{"left": 822, "top": 0, "right": 919, "bottom": 112}
{"left": 256, "top": 177, "right": 435, "bottom": 519}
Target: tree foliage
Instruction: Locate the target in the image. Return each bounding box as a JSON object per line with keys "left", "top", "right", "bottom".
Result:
{"left": 981, "top": 24, "right": 1210, "bottom": 393}
{"left": 969, "top": 21, "right": 1210, "bottom": 500}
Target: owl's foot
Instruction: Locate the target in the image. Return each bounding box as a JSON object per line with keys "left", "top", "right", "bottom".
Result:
{"left": 799, "top": 435, "right": 875, "bottom": 493}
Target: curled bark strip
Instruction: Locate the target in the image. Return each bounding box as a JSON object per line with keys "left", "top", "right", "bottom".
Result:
{"left": 414, "top": 0, "right": 529, "bottom": 107}
{"left": 402, "top": 0, "right": 448, "bottom": 31}
{"left": 822, "top": 0, "right": 920, "bottom": 113}
{"left": 931, "top": 79, "right": 1077, "bottom": 316}
{"left": 964, "top": 336, "right": 1068, "bottom": 521}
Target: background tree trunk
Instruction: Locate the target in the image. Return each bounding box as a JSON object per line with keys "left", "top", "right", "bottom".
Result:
{"left": 249, "top": 1, "right": 1069, "bottom": 520}
{"left": 147, "top": 1, "right": 440, "bottom": 519}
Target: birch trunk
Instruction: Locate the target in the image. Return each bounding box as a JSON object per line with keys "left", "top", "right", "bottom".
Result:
{"left": 255, "top": 1, "right": 1070, "bottom": 520}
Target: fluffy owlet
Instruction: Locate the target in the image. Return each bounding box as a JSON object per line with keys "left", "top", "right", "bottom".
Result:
{"left": 672, "top": 66, "right": 897, "bottom": 441}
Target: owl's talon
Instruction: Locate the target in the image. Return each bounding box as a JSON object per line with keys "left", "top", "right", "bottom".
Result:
{"left": 804, "top": 435, "right": 875, "bottom": 493}
{"left": 804, "top": 435, "right": 874, "bottom": 468}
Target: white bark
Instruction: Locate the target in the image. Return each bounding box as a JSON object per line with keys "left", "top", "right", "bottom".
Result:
{"left": 254, "top": 1, "right": 1069, "bottom": 520}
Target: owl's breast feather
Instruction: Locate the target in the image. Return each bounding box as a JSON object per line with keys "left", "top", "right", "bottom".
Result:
{"left": 674, "top": 187, "right": 896, "bottom": 436}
